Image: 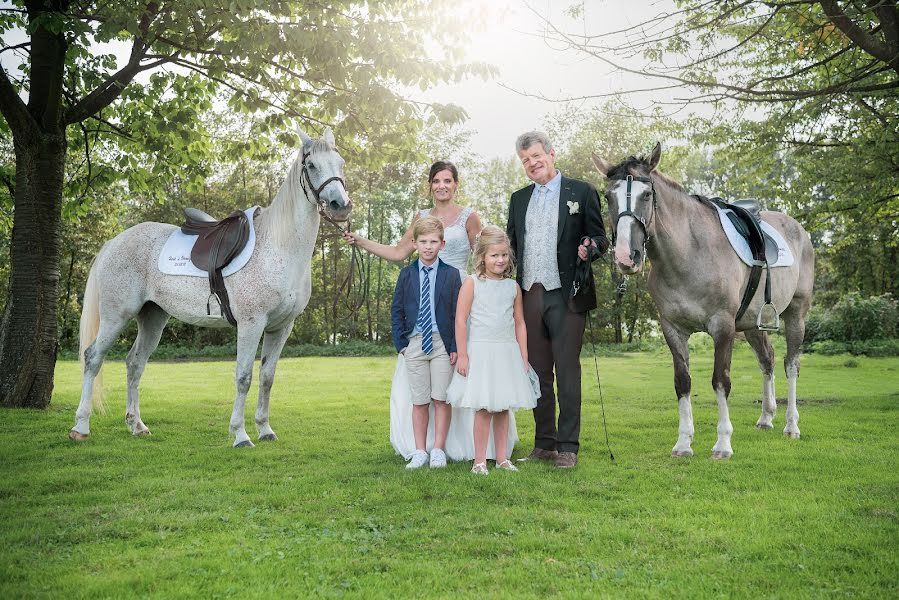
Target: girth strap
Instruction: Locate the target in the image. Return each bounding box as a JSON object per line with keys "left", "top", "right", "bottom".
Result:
{"left": 695, "top": 196, "right": 771, "bottom": 322}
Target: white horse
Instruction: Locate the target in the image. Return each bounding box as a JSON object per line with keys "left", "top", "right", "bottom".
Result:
{"left": 70, "top": 128, "right": 351, "bottom": 447}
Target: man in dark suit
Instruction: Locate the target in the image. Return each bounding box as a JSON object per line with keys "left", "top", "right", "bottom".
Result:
{"left": 391, "top": 216, "right": 462, "bottom": 469}
{"left": 507, "top": 131, "right": 608, "bottom": 468}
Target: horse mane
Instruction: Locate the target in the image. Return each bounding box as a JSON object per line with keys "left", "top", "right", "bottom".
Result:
{"left": 607, "top": 153, "right": 685, "bottom": 192}
{"left": 266, "top": 139, "right": 336, "bottom": 245}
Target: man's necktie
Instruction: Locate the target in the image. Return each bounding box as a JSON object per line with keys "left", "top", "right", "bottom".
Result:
{"left": 418, "top": 266, "right": 433, "bottom": 354}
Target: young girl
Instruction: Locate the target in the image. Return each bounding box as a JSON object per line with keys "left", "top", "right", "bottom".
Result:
{"left": 446, "top": 226, "right": 539, "bottom": 474}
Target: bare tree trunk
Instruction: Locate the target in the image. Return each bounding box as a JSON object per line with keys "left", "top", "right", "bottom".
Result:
{"left": 375, "top": 209, "right": 385, "bottom": 342}
{"left": 320, "top": 239, "right": 327, "bottom": 343}
{"left": 60, "top": 248, "right": 77, "bottom": 348}
{"left": 331, "top": 239, "right": 339, "bottom": 344}
{"left": 365, "top": 185, "right": 373, "bottom": 341}
{"left": 0, "top": 2, "right": 68, "bottom": 408}
{"left": 626, "top": 293, "right": 639, "bottom": 344}
{"left": 0, "top": 133, "right": 66, "bottom": 408}
{"left": 610, "top": 259, "right": 624, "bottom": 344}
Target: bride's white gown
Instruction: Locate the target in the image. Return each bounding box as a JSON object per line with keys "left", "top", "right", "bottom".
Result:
{"left": 389, "top": 207, "right": 518, "bottom": 461}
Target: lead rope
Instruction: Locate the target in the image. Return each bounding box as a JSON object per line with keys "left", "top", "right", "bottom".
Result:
{"left": 319, "top": 214, "right": 368, "bottom": 314}
{"left": 576, "top": 239, "right": 616, "bottom": 464}
{"left": 586, "top": 305, "right": 616, "bottom": 464}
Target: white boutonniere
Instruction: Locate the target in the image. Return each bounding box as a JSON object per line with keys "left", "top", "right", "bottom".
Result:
{"left": 567, "top": 200, "right": 579, "bottom": 215}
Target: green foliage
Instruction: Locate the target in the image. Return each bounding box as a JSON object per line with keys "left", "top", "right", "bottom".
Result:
{"left": 805, "top": 293, "right": 897, "bottom": 343}
{"left": 2, "top": 350, "right": 897, "bottom": 596}
{"left": 806, "top": 338, "right": 899, "bottom": 357}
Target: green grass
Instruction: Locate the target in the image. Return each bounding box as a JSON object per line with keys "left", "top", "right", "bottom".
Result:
{"left": 2, "top": 345, "right": 897, "bottom": 598}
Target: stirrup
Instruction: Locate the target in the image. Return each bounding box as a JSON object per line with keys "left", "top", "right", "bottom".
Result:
{"left": 206, "top": 293, "right": 225, "bottom": 319}
{"left": 757, "top": 302, "right": 780, "bottom": 331}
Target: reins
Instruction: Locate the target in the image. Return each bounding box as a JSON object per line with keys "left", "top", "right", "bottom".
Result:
{"left": 299, "top": 150, "right": 368, "bottom": 314}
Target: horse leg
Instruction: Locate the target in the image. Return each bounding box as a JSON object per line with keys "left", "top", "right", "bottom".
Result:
{"left": 124, "top": 303, "right": 169, "bottom": 436}
{"left": 744, "top": 329, "right": 776, "bottom": 430}
{"left": 781, "top": 300, "right": 807, "bottom": 439}
{"left": 661, "top": 319, "right": 694, "bottom": 457}
{"left": 709, "top": 318, "right": 736, "bottom": 459}
{"left": 255, "top": 325, "right": 292, "bottom": 442}
{"left": 230, "top": 322, "right": 265, "bottom": 448}
{"left": 70, "top": 314, "right": 131, "bottom": 440}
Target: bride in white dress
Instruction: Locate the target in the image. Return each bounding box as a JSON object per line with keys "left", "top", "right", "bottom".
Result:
{"left": 343, "top": 161, "right": 518, "bottom": 461}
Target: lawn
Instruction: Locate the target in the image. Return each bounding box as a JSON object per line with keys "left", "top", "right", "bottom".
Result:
{"left": 1, "top": 344, "right": 897, "bottom": 598}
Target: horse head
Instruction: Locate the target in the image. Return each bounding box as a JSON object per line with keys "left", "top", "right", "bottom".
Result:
{"left": 591, "top": 142, "right": 661, "bottom": 275}
{"left": 297, "top": 127, "right": 353, "bottom": 222}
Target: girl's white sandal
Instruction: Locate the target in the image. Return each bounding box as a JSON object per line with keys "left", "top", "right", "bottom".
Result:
{"left": 496, "top": 460, "right": 519, "bottom": 472}
{"left": 471, "top": 462, "right": 489, "bottom": 475}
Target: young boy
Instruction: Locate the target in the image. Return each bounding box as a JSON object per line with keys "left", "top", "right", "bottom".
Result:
{"left": 391, "top": 216, "right": 462, "bottom": 469}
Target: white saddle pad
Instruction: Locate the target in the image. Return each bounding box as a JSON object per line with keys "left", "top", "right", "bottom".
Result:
{"left": 714, "top": 205, "right": 794, "bottom": 268}
{"left": 157, "top": 207, "right": 259, "bottom": 277}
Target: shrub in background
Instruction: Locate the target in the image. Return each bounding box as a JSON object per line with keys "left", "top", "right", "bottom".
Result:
{"left": 805, "top": 293, "right": 897, "bottom": 343}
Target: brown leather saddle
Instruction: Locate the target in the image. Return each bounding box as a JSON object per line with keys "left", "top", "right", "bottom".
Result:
{"left": 180, "top": 208, "right": 251, "bottom": 326}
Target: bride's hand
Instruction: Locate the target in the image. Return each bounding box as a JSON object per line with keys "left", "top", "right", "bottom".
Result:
{"left": 342, "top": 230, "right": 359, "bottom": 245}
{"left": 456, "top": 354, "right": 469, "bottom": 376}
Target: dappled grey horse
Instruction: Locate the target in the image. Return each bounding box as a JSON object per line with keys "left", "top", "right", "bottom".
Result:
{"left": 592, "top": 144, "right": 814, "bottom": 458}
{"left": 70, "top": 128, "right": 351, "bottom": 447}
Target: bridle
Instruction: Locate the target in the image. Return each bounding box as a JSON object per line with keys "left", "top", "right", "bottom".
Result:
{"left": 298, "top": 148, "right": 368, "bottom": 313}
{"left": 608, "top": 173, "right": 656, "bottom": 245}
{"left": 300, "top": 149, "right": 348, "bottom": 228}
{"left": 607, "top": 173, "right": 657, "bottom": 294}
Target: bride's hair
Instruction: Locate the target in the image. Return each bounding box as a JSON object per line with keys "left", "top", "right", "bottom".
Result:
{"left": 472, "top": 225, "right": 515, "bottom": 279}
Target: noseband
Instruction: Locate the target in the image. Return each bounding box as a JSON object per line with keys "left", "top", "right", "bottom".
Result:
{"left": 608, "top": 173, "right": 656, "bottom": 245}
{"left": 300, "top": 150, "right": 347, "bottom": 216}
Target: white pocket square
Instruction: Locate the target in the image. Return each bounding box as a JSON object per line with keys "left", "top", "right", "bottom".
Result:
{"left": 567, "top": 201, "right": 579, "bottom": 215}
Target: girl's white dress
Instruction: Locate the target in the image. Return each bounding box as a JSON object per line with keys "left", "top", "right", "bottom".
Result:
{"left": 446, "top": 276, "right": 539, "bottom": 412}
{"left": 389, "top": 207, "right": 521, "bottom": 461}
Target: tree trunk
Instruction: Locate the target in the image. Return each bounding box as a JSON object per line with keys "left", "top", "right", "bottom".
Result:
{"left": 365, "top": 187, "right": 373, "bottom": 341}
{"left": 0, "top": 133, "right": 66, "bottom": 408}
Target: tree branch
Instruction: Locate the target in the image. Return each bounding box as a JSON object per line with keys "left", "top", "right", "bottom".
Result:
{"left": 818, "top": 0, "right": 899, "bottom": 74}
{"left": 64, "top": 3, "right": 166, "bottom": 124}
{"left": 0, "top": 65, "right": 37, "bottom": 141}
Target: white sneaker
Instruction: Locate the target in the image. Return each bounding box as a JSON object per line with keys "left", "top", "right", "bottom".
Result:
{"left": 406, "top": 450, "right": 429, "bottom": 470}
{"left": 429, "top": 448, "right": 447, "bottom": 468}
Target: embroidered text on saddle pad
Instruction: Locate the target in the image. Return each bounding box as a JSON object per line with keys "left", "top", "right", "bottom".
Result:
{"left": 157, "top": 207, "right": 259, "bottom": 277}
{"left": 712, "top": 204, "right": 794, "bottom": 268}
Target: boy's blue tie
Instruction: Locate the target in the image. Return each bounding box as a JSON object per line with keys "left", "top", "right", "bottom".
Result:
{"left": 418, "top": 265, "right": 433, "bottom": 354}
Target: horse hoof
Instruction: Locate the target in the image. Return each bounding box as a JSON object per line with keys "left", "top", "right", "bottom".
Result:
{"left": 784, "top": 431, "right": 800, "bottom": 439}
{"left": 755, "top": 423, "right": 773, "bottom": 430}
{"left": 234, "top": 439, "right": 255, "bottom": 448}
{"left": 259, "top": 433, "right": 277, "bottom": 442}
{"left": 69, "top": 430, "right": 89, "bottom": 441}
{"left": 671, "top": 450, "right": 693, "bottom": 458}
{"left": 711, "top": 451, "right": 733, "bottom": 460}
{"left": 133, "top": 429, "right": 151, "bottom": 437}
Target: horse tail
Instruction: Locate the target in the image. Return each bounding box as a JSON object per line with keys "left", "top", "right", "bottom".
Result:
{"left": 80, "top": 245, "right": 107, "bottom": 415}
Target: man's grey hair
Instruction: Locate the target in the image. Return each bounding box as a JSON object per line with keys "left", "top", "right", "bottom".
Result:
{"left": 515, "top": 131, "right": 553, "bottom": 154}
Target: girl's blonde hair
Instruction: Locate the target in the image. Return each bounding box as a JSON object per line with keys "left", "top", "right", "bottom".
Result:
{"left": 473, "top": 225, "right": 515, "bottom": 279}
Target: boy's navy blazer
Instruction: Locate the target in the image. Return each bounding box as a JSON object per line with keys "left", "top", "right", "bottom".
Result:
{"left": 391, "top": 258, "right": 461, "bottom": 354}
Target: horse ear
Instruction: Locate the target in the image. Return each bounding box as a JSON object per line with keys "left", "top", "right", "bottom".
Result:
{"left": 591, "top": 153, "right": 612, "bottom": 178}
{"left": 323, "top": 127, "right": 335, "bottom": 147}
{"left": 648, "top": 142, "right": 662, "bottom": 172}
{"left": 297, "top": 126, "right": 313, "bottom": 147}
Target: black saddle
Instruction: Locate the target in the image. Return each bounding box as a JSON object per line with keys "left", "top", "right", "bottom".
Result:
{"left": 695, "top": 196, "right": 779, "bottom": 330}
{"left": 180, "top": 208, "right": 251, "bottom": 326}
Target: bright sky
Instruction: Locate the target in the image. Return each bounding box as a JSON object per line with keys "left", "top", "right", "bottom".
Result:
{"left": 0, "top": 0, "right": 682, "bottom": 160}
{"left": 425, "top": 0, "right": 679, "bottom": 159}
